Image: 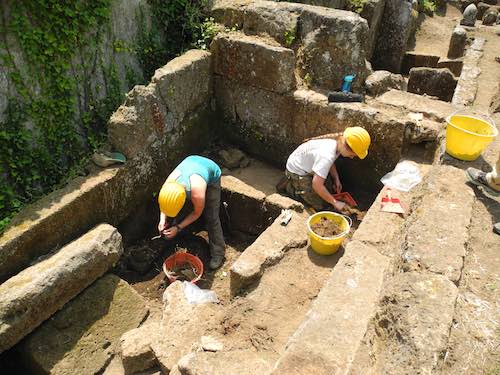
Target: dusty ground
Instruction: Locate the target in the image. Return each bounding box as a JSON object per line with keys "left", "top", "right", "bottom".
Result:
{"left": 411, "top": 5, "right": 462, "bottom": 56}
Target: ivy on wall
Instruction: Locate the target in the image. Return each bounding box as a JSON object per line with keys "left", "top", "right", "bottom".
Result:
{"left": 0, "top": 0, "right": 117, "bottom": 232}
{"left": 0, "top": 0, "right": 213, "bottom": 233}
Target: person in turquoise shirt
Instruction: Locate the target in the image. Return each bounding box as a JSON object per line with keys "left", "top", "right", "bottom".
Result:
{"left": 157, "top": 155, "right": 225, "bottom": 269}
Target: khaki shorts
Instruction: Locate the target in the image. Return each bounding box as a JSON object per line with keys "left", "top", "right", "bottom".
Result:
{"left": 284, "top": 170, "right": 327, "bottom": 211}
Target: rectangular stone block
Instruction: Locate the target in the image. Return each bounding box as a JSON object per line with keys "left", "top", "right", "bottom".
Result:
{"left": 0, "top": 224, "right": 123, "bottom": 353}
{"left": 372, "top": 0, "right": 418, "bottom": 73}
{"left": 18, "top": 274, "right": 148, "bottom": 375}
{"left": 230, "top": 212, "right": 308, "bottom": 296}
{"left": 271, "top": 241, "right": 390, "bottom": 374}
{"left": 152, "top": 49, "right": 212, "bottom": 121}
{"left": 402, "top": 166, "right": 475, "bottom": 283}
{"left": 359, "top": 0, "right": 386, "bottom": 60}
{"left": 401, "top": 52, "right": 440, "bottom": 75}
{"left": 437, "top": 57, "right": 464, "bottom": 77}
{"left": 212, "top": 32, "right": 295, "bottom": 93}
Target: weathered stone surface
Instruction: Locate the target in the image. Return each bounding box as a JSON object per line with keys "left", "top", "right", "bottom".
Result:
{"left": 19, "top": 274, "right": 148, "bottom": 375}
{"left": 0, "top": 169, "right": 119, "bottom": 283}
{"left": 177, "top": 350, "right": 275, "bottom": 375}
{"left": 121, "top": 319, "right": 160, "bottom": 374}
{"left": 401, "top": 52, "right": 440, "bottom": 74}
{"left": 110, "top": 50, "right": 212, "bottom": 160}
{"left": 448, "top": 26, "right": 467, "bottom": 59}
{"left": 402, "top": 166, "right": 474, "bottom": 283}
{"left": 152, "top": 49, "right": 212, "bottom": 119}
{"left": 221, "top": 175, "right": 277, "bottom": 235}
{"left": 200, "top": 335, "right": 224, "bottom": 352}
{"left": 292, "top": 0, "right": 346, "bottom": 9}
{"left": 407, "top": 67, "right": 458, "bottom": 102}
{"left": 151, "top": 282, "right": 221, "bottom": 374}
{"left": 108, "top": 84, "right": 167, "bottom": 160}
{"left": 0, "top": 224, "right": 123, "bottom": 353}
{"left": 461, "top": 3, "right": 478, "bottom": 26}
{"left": 372, "top": 0, "right": 418, "bottom": 73}
{"left": 365, "top": 70, "right": 406, "bottom": 96}
{"left": 218, "top": 148, "right": 249, "bottom": 169}
{"left": 359, "top": 0, "right": 386, "bottom": 60}
{"left": 212, "top": 32, "right": 295, "bottom": 93}
{"left": 230, "top": 211, "right": 308, "bottom": 296}
{"left": 296, "top": 5, "right": 369, "bottom": 91}
{"left": 482, "top": 8, "right": 499, "bottom": 24}
{"left": 352, "top": 272, "right": 458, "bottom": 374}
{"left": 271, "top": 241, "right": 390, "bottom": 374}
{"left": 477, "top": 2, "right": 490, "bottom": 19}
{"left": 452, "top": 37, "right": 485, "bottom": 106}
{"left": 265, "top": 193, "right": 304, "bottom": 213}
{"left": 376, "top": 89, "right": 456, "bottom": 121}
{"left": 491, "top": 83, "right": 500, "bottom": 113}
{"left": 437, "top": 57, "right": 464, "bottom": 77}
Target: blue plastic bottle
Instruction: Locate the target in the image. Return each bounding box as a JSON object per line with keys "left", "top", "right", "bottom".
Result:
{"left": 341, "top": 74, "right": 356, "bottom": 93}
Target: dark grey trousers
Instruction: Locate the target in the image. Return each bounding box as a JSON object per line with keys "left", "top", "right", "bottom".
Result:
{"left": 204, "top": 179, "right": 225, "bottom": 258}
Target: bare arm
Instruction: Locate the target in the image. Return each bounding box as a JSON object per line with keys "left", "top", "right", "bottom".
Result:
{"left": 312, "top": 174, "right": 345, "bottom": 211}
{"left": 329, "top": 163, "right": 342, "bottom": 193}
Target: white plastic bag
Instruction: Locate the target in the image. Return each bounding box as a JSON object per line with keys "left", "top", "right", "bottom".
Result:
{"left": 183, "top": 281, "right": 219, "bottom": 304}
{"left": 380, "top": 161, "right": 422, "bottom": 192}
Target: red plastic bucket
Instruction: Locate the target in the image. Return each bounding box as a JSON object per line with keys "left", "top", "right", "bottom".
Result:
{"left": 162, "top": 252, "right": 204, "bottom": 284}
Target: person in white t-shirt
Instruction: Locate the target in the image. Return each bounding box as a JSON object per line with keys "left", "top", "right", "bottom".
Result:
{"left": 277, "top": 127, "right": 371, "bottom": 211}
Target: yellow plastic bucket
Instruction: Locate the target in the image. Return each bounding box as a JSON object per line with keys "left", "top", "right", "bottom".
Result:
{"left": 445, "top": 112, "right": 498, "bottom": 161}
{"left": 307, "top": 211, "right": 352, "bottom": 255}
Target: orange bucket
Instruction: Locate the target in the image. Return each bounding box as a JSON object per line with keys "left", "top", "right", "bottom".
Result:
{"left": 162, "top": 252, "right": 203, "bottom": 284}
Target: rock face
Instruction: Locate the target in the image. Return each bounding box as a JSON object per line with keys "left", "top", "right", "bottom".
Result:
{"left": 372, "top": 0, "right": 418, "bottom": 73}
{"left": 120, "top": 318, "right": 160, "bottom": 374}
{"left": 407, "top": 67, "right": 458, "bottom": 102}
{"left": 212, "top": 32, "right": 295, "bottom": 94}
{"left": 358, "top": 0, "right": 386, "bottom": 60}
{"left": 437, "top": 58, "right": 464, "bottom": 77}
{"left": 18, "top": 274, "right": 149, "bottom": 375}
{"left": 477, "top": 2, "right": 490, "bottom": 19}
{"left": 363, "top": 272, "right": 458, "bottom": 374}
{"left": 448, "top": 26, "right": 467, "bottom": 59}
{"left": 109, "top": 49, "right": 213, "bottom": 160}
{"left": 365, "top": 70, "right": 406, "bottom": 96}
{"left": 0, "top": 224, "right": 123, "bottom": 353}
{"left": 401, "top": 52, "right": 440, "bottom": 74}
{"left": 461, "top": 3, "right": 478, "bottom": 26}
{"left": 482, "top": 8, "right": 499, "bottom": 24}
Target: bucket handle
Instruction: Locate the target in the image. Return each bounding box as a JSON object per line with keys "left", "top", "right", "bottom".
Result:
{"left": 338, "top": 214, "right": 352, "bottom": 237}
{"left": 447, "top": 109, "right": 497, "bottom": 130}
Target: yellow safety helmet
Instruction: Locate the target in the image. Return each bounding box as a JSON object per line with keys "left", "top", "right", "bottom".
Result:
{"left": 158, "top": 181, "right": 186, "bottom": 217}
{"left": 343, "top": 127, "right": 371, "bottom": 159}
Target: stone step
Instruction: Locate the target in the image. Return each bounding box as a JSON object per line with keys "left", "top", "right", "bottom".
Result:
{"left": 0, "top": 223, "right": 123, "bottom": 353}
{"left": 230, "top": 211, "right": 309, "bottom": 297}
{"left": 401, "top": 165, "right": 475, "bottom": 284}
{"left": 271, "top": 240, "right": 391, "bottom": 374}
{"left": 18, "top": 274, "right": 148, "bottom": 375}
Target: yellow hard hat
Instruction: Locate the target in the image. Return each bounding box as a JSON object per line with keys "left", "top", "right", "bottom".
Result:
{"left": 158, "top": 181, "right": 186, "bottom": 217}
{"left": 343, "top": 127, "right": 371, "bottom": 159}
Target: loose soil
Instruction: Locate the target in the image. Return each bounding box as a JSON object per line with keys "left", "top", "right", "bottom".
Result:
{"left": 311, "top": 216, "right": 344, "bottom": 237}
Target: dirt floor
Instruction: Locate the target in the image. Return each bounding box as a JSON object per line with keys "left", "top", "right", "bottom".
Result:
{"left": 411, "top": 4, "right": 462, "bottom": 56}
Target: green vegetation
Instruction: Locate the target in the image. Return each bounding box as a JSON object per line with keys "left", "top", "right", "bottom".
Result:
{"left": 346, "top": 0, "right": 368, "bottom": 13}
{"left": 284, "top": 27, "right": 297, "bottom": 47}
{"left": 419, "top": 0, "right": 437, "bottom": 14}
{"left": 0, "top": 0, "right": 211, "bottom": 233}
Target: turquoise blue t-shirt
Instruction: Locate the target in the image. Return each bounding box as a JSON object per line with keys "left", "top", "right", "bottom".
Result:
{"left": 174, "top": 156, "right": 221, "bottom": 195}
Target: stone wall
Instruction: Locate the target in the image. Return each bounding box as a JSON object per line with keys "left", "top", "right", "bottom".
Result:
{"left": 0, "top": 50, "right": 217, "bottom": 282}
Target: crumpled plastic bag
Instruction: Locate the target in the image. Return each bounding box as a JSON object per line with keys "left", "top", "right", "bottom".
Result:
{"left": 183, "top": 281, "right": 219, "bottom": 304}
{"left": 380, "top": 161, "right": 422, "bottom": 192}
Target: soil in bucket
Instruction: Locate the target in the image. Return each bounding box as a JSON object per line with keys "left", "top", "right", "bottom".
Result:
{"left": 311, "top": 217, "right": 344, "bottom": 237}
{"left": 165, "top": 260, "right": 200, "bottom": 282}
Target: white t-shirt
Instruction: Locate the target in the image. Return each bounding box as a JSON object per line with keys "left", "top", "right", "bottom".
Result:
{"left": 286, "top": 139, "right": 338, "bottom": 179}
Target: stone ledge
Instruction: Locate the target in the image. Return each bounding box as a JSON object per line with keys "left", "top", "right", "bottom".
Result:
{"left": 230, "top": 211, "right": 308, "bottom": 297}
{"left": 271, "top": 240, "right": 390, "bottom": 374}
{"left": 0, "top": 224, "right": 123, "bottom": 353}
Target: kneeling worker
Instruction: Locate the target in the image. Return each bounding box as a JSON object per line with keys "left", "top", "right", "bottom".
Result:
{"left": 157, "top": 155, "right": 225, "bottom": 269}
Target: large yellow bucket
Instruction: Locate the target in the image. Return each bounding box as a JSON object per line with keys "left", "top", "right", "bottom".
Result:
{"left": 445, "top": 112, "right": 498, "bottom": 161}
{"left": 307, "top": 212, "right": 352, "bottom": 255}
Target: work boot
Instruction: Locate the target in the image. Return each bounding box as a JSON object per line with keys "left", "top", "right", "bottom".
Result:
{"left": 209, "top": 255, "right": 224, "bottom": 270}
{"left": 494, "top": 223, "right": 500, "bottom": 236}
{"left": 466, "top": 167, "right": 500, "bottom": 196}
